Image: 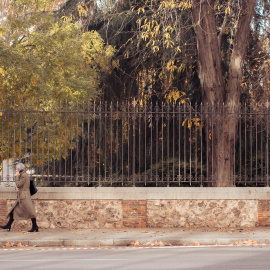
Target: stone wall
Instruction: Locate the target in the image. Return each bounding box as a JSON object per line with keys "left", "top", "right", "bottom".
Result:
{"left": 147, "top": 200, "right": 257, "bottom": 227}
{"left": 3, "top": 198, "right": 258, "bottom": 229}
{"left": 1, "top": 187, "right": 270, "bottom": 229}
{"left": 6, "top": 200, "right": 123, "bottom": 230}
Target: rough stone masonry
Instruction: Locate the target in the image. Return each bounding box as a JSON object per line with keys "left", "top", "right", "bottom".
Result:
{"left": 1, "top": 187, "right": 269, "bottom": 229}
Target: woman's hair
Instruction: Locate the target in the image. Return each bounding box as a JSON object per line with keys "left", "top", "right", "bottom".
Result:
{"left": 16, "top": 163, "right": 25, "bottom": 172}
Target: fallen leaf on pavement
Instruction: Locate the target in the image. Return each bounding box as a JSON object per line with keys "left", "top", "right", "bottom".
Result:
{"left": 143, "top": 240, "right": 165, "bottom": 246}
{"left": 5, "top": 242, "right": 15, "bottom": 247}
{"left": 234, "top": 239, "right": 258, "bottom": 246}
{"left": 131, "top": 240, "right": 140, "bottom": 246}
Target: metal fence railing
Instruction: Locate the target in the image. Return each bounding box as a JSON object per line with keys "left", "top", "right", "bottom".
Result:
{"left": 0, "top": 102, "right": 269, "bottom": 187}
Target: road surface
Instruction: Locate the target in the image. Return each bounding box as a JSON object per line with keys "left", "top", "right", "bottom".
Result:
{"left": 0, "top": 245, "right": 269, "bottom": 270}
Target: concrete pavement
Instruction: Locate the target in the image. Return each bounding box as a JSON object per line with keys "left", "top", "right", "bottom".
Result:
{"left": 1, "top": 227, "right": 270, "bottom": 247}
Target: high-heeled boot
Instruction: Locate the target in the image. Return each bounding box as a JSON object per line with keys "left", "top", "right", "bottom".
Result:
{"left": 0, "top": 212, "right": 14, "bottom": 231}
{"left": 28, "top": 218, "right": 38, "bottom": 232}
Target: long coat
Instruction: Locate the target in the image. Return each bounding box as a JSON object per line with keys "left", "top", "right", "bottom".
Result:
{"left": 8, "top": 170, "right": 36, "bottom": 220}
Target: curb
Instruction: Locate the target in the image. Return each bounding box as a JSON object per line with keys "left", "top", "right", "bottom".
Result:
{"left": 1, "top": 238, "right": 270, "bottom": 248}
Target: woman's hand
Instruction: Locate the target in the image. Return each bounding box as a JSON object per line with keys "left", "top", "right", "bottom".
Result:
{"left": 15, "top": 187, "right": 19, "bottom": 192}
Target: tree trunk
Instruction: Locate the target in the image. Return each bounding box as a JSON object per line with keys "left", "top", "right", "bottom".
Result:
{"left": 205, "top": 105, "right": 237, "bottom": 187}
{"left": 192, "top": 0, "right": 256, "bottom": 186}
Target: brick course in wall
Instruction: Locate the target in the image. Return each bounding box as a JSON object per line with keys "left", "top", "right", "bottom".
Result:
{"left": 258, "top": 200, "right": 270, "bottom": 226}
{"left": 122, "top": 200, "right": 147, "bottom": 228}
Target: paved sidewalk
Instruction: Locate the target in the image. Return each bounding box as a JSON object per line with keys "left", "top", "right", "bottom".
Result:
{"left": 1, "top": 227, "right": 270, "bottom": 247}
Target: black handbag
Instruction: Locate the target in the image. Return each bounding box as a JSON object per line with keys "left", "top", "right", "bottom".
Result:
{"left": 30, "top": 179, "right": 38, "bottom": 196}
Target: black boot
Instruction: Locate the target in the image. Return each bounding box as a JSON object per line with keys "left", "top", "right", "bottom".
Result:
{"left": 0, "top": 212, "right": 14, "bottom": 232}
{"left": 28, "top": 218, "right": 38, "bottom": 232}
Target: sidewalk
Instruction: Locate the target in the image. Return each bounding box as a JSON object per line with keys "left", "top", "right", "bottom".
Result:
{"left": 1, "top": 227, "right": 270, "bottom": 247}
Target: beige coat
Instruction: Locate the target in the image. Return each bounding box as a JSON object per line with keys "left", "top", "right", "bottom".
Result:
{"left": 8, "top": 170, "right": 36, "bottom": 220}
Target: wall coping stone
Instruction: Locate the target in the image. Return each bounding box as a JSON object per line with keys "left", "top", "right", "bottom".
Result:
{"left": 1, "top": 187, "right": 270, "bottom": 200}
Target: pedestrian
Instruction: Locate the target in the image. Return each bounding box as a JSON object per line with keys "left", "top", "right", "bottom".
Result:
{"left": 0, "top": 163, "right": 38, "bottom": 232}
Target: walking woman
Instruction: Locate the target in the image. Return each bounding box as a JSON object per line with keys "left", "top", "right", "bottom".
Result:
{"left": 0, "top": 163, "right": 38, "bottom": 232}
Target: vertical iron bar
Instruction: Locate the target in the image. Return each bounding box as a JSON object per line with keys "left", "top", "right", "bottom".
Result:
{"left": 222, "top": 104, "right": 225, "bottom": 185}
{"left": 161, "top": 102, "right": 164, "bottom": 183}
{"left": 70, "top": 106, "right": 73, "bottom": 185}
{"left": 121, "top": 102, "right": 124, "bottom": 186}
{"left": 19, "top": 102, "right": 22, "bottom": 160}
{"left": 64, "top": 101, "right": 68, "bottom": 186}
{"left": 217, "top": 104, "right": 219, "bottom": 185}
{"left": 189, "top": 103, "right": 192, "bottom": 186}
{"left": 42, "top": 110, "right": 45, "bottom": 183}
{"left": 261, "top": 112, "right": 263, "bottom": 184}
{"left": 138, "top": 104, "right": 141, "bottom": 183}
{"left": 87, "top": 101, "right": 90, "bottom": 186}
{"left": 150, "top": 102, "right": 153, "bottom": 185}
{"left": 195, "top": 103, "right": 198, "bottom": 184}
{"left": 76, "top": 102, "right": 79, "bottom": 186}
{"left": 239, "top": 106, "right": 242, "bottom": 185}
{"left": 93, "top": 101, "right": 96, "bottom": 184}
{"left": 206, "top": 104, "right": 209, "bottom": 184}
{"left": 127, "top": 101, "right": 130, "bottom": 185}
{"left": 13, "top": 102, "right": 16, "bottom": 182}
{"left": 266, "top": 105, "right": 269, "bottom": 187}
{"left": 155, "top": 104, "right": 159, "bottom": 186}
{"left": 133, "top": 101, "right": 136, "bottom": 187}
{"left": 144, "top": 103, "right": 147, "bottom": 186}
{"left": 211, "top": 104, "right": 214, "bottom": 185}
{"left": 250, "top": 106, "right": 253, "bottom": 185}
{"left": 228, "top": 105, "right": 231, "bottom": 185}
{"left": 200, "top": 103, "right": 203, "bottom": 186}
{"left": 7, "top": 102, "right": 10, "bottom": 182}
{"left": 47, "top": 110, "right": 50, "bottom": 184}
{"left": 245, "top": 104, "right": 247, "bottom": 186}
{"left": 53, "top": 103, "right": 56, "bottom": 184}
{"left": 99, "top": 102, "right": 102, "bottom": 186}
{"left": 36, "top": 101, "right": 39, "bottom": 184}
{"left": 116, "top": 102, "right": 119, "bottom": 181}
{"left": 81, "top": 102, "right": 85, "bottom": 185}
{"left": 255, "top": 104, "right": 258, "bottom": 186}
{"left": 184, "top": 103, "right": 186, "bottom": 182}
{"left": 173, "top": 103, "right": 175, "bottom": 184}
{"left": 167, "top": 102, "right": 170, "bottom": 187}
{"left": 233, "top": 105, "right": 236, "bottom": 186}
{"left": 104, "top": 102, "right": 107, "bottom": 184}
{"left": 178, "top": 103, "right": 181, "bottom": 186}
{"left": 30, "top": 102, "right": 33, "bottom": 180}
{"left": 1, "top": 102, "right": 3, "bottom": 182}
{"left": 59, "top": 102, "right": 61, "bottom": 185}
{"left": 110, "top": 102, "right": 113, "bottom": 186}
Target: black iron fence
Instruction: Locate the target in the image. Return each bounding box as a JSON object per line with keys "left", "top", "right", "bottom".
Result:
{"left": 0, "top": 101, "right": 269, "bottom": 187}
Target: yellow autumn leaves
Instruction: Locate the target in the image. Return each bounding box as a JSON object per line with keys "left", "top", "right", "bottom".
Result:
{"left": 0, "top": 1, "right": 116, "bottom": 106}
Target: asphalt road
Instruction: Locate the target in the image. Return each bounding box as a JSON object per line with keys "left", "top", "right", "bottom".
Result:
{"left": 0, "top": 246, "right": 270, "bottom": 270}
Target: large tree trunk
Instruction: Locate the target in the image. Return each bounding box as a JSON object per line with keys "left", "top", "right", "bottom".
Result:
{"left": 191, "top": 0, "right": 256, "bottom": 186}
{"left": 204, "top": 105, "right": 237, "bottom": 187}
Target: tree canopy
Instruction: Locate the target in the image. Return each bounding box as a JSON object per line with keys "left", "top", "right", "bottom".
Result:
{"left": 1, "top": 0, "right": 270, "bottom": 187}
{"left": 0, "top": 0, "right": 115, "bottom": 106}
